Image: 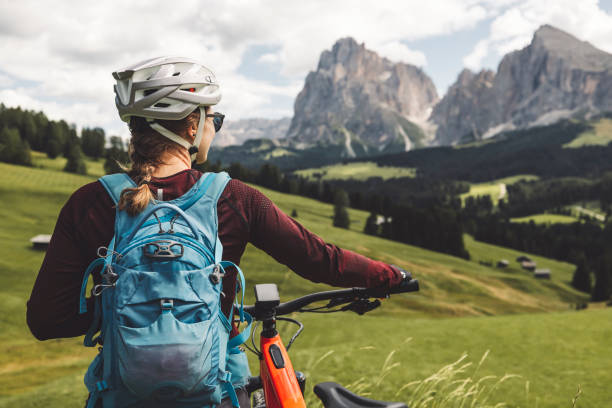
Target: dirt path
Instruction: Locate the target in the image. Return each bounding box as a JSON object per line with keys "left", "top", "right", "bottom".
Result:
{"left": 499, "top": 183, "right": 507, "bottom": 200}
{"left": 573, "top": 206, "right": 605, "bottom": 222}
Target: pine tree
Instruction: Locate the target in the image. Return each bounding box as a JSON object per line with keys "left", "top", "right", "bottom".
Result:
{"left": 45, "top": 122, "right": 63, "bottom": 158}
{"left": 364, "top": 212, "right": 379, "bottom": 235}
{"left": 571, "top": 255, "right": 592, "bottom": 293}
{"left": 82, "top": 127, "right": 106, "bottom": 159}
{"left": 21, "top": 115, "right": 37, "bottom": 148}
{"left": 592, "top": 258, "right": 611, "bottom": 302}
{"left": 64, "top": 144, "right": 87, "bottom": 175}
{"left": 104, "top": 136, "right": 129, "bottom": 174}
{"left": 333, "top": 189, "right": 350, "bottom": 229}
{"left": 0, "top": 126, "right": 31, "bottom": 165}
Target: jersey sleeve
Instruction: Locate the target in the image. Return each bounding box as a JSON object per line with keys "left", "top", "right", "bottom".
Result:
{"left": 230, "top": 180, "right": 402, "bottom": 289}
{"left": 26, "top": 185, "right": 101, "bottom": 340}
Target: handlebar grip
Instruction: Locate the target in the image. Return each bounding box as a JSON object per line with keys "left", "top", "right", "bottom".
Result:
{"left": 388, "top": 278, "right": 419, "bottom": 294}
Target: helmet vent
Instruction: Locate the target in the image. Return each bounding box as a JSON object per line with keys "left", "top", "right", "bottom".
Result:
{"left": 154, "top": 102, "right": 170, "bottom": 108}
{"left": 173, "top": 72, "right": 180, "bottom": 76}
{"left": 144, "top": 89, "right": 156, "bottom": 96}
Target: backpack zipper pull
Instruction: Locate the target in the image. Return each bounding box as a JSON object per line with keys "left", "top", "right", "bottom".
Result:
{"left": 209, "top": 264, "right": 225, "bottom": 285}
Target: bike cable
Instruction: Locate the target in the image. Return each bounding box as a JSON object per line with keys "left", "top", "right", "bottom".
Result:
{"left": 276, "top": 317, "right": 304, "bottom": 351}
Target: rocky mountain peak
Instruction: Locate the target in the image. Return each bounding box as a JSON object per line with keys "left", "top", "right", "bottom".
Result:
{"left": 456, "top": 68, "right": 475, "bottom": 86}
{"left": 431, "top": 24, "right": 612, "bottom": 145}
{"left": 318, "top": 37, "right": 364, "bottom": 69}
{"left": 287, "top": 37, "right": 439, "bottom": 155}
{"left": 529, "top": 24, "right": 612, "bottom": 71}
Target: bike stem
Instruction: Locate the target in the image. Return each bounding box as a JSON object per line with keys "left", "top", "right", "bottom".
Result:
{"left": 261, "top": 310, "right": 278, "bottom": 340}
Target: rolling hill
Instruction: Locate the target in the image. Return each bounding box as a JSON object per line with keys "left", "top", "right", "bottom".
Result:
{"left": 0, "top": 157, "right": 608, "bottom": 408}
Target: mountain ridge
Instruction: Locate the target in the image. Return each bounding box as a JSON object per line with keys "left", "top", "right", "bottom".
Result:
{"left": 220, "top": 25, "right": 612, "bottom": 154}
{"left": 432, "top": 25, "right": 612, "bottom": 144}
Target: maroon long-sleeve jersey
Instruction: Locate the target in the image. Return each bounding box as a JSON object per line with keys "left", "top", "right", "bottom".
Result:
{"left": 27, "top": 169, "right": 402, "bottom": 340}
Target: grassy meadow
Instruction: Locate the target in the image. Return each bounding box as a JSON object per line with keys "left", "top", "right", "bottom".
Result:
{"left": 294, "top": 162, "right": 416, "bottom": 181}
{"left": 563, "top": 118, "right": 612, "bottom": 148}
{"left": 460, "top": 175, "right": 539, "bottom": 206}
{"left": 0, "top": 156, "right": 608, "bottom": 408}
{"left": 510, "top": 214, "right": 579, "bottom": 225}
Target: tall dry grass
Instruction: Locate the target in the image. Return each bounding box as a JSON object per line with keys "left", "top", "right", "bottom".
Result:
{"left": 300, "top": 341, "right": 584, "bottom": 408}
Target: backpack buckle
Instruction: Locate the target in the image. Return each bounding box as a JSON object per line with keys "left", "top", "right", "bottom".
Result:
{"left": 143, "top": 240, "right": 184, "bottom": 259}
{"left": 160, "top": 299, "right": 174, "bottom": 311}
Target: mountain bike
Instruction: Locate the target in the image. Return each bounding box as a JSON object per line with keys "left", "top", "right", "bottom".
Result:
{"left": 240, "top": 274, "right": 419, "bottom": 408}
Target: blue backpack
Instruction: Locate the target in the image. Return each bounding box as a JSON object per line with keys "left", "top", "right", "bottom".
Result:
{"left": 78, "top": 172, "right": 252, "bottom": 408}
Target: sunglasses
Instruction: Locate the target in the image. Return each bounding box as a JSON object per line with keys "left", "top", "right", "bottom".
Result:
{"left": 206, "top": 112, "right": 225, "bottom": 132}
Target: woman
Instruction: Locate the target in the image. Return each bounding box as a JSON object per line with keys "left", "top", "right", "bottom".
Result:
{"left": 27, "top": 57, "right": 407, "bottom": 407}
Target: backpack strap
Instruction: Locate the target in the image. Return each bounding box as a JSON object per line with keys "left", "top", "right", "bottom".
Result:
{"left": 220, "top": 261, "right": 253, "bottom": 349}
{"left": 98, "top": 173, "right": 136, "bottom": 205}
{"left": 203, "top": 171, "right": 231, "bottom": 202}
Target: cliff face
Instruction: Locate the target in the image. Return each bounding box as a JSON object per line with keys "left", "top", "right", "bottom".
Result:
{"left": 432, "top": 25, "right": 612, "bottom": 144}
{"left": 287, "top": 38, "right": 439, "bottom": 156}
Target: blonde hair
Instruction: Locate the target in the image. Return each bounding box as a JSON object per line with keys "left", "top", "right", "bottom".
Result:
{"left": 117, "top": 110, "right": 201, "bottom": 215}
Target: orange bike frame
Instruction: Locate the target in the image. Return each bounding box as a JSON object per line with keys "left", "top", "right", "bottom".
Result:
{"left": 260, "top": 333, "right": 306, "bottom": 408}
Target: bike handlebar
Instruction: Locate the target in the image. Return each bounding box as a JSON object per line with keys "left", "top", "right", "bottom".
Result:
{"left": 243, "top": 278, "right": 419, "bottom": 318}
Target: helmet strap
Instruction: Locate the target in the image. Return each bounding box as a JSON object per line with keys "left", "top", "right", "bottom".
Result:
{"left": 146, "top": 105, "right": 207, "bottom": 161}
{"left": 190, "top": 106, "right": 207, "bottom": 161}
{"left": 147, "top": 120, "right": 191, "bottom": 150}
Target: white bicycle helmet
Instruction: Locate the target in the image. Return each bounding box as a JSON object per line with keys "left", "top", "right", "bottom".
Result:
{"left": 112, "top": 56, "right": 222, "bottom": 159}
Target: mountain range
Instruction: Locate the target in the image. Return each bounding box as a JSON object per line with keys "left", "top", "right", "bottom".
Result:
{"left": 219, "top": 25, "right": 612, "bottom": 156}
{"left": 213, "top": 117, "right": 290, "bottom": 147}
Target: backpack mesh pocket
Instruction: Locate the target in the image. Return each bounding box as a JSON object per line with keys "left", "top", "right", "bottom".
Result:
{"left": 113, "top": 266, "right": 228, "bottom": 401}
{"left": 116, "top": 312, "right": 226, "bottom": 399}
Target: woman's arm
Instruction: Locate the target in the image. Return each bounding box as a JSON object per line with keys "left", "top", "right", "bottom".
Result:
{"left": 232, "top": 180, "right": 402, "bottom": 289}
{"left": 27, "top": 183, "right": 112, "bottom": 340}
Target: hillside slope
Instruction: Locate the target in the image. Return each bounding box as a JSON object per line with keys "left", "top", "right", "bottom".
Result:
{"left": 0, "top": 159, "right": 596, "bottom": 407}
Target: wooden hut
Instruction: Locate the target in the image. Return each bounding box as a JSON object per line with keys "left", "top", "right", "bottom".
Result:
{"left": 497, "top": 259, "right": 509, "bottom": 268}
{"left": 534, "top": 269, "right": 551, "bottom": 279}
{"left": 30, "top": 234, "right": 51, "bottom": 251}
{"left": 521, "top": 261, "right": 537, "bottom": 271}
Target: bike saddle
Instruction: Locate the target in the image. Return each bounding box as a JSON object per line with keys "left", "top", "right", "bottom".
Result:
{"left": 314, "top": 382, "right": 408, "bottom": 408}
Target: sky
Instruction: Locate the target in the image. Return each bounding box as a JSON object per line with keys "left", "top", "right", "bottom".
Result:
{"left": 1, "top": 0, "right": 612, "bottom": 139}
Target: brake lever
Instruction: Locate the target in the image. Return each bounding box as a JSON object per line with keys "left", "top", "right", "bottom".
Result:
{"left": 341, "top": 299, "right": 381, "bottom": 315}
{"left": 326, "top": 296, "right": 358, "bottom": 308}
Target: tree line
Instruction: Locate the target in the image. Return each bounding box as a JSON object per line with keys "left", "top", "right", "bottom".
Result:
{"left": 0, "top": 103, "right": 128, "bottom": 175}
{"left": 195, "top": 161, "right": 470, "bottom": 259}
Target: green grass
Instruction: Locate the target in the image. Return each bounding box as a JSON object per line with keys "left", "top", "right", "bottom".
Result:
{"left": 569, "top": 204, "right": 606, "bottom": 222}
{"left": 563, "top": 118, "right": 612, "bottom": 148}
{"left": 31, "top": 150, "right": 105, "bottom": 178}
{"left": 294, "top": 162, "right": 417, "bottom": 181}
{"left": 460, "top": 175, "right": 539, "bottom": 206}
{"left": 0, "top": 158, "right": 605, "bottom": 408}
{"left": 511, "top": 214, "right": 579, "bottom": 225}
{"left": 463, "top": 235, "right": 580, "bottom": 291}
{"left": 263, "top": 148, "right": 296, "bottom": 159}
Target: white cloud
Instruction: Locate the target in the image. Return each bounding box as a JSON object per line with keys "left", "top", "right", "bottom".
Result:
{"left": 463, "top": 0, "right": 612, "bottom": 72}
{"left": 463, "top": 39, "right": 490, "bottom": 70}
{"left": 0, "top": 72, "right": 13, "bottom": 88}
{"left": 0, "top": 0, "right": 491, "bottom": 134}
{"left": 258, "top": 53, "right": 281, "bottom": 64}
{"left": 372, "top": 41, "right": 427, "bottom": 67}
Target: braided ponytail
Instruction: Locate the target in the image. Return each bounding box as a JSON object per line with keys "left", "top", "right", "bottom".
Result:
{"left": 117, "top": 110, "right": 201, "bottom": 215}
{"left": 118, "top": 162, "right": 156, "bottom": 216}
